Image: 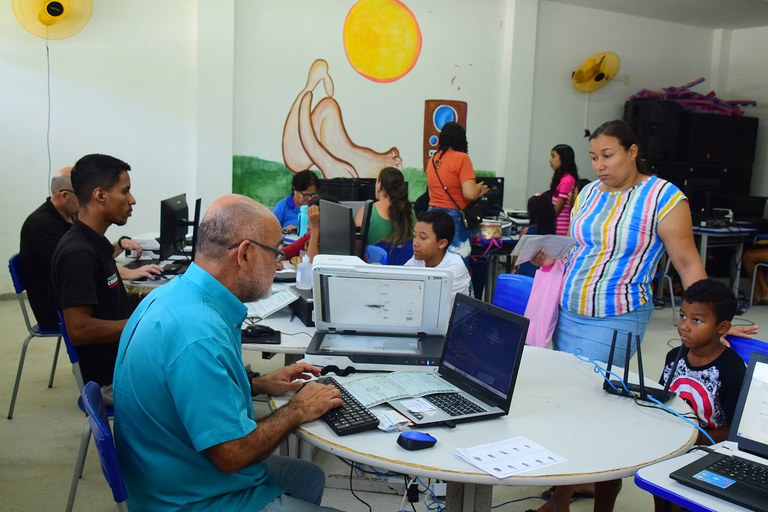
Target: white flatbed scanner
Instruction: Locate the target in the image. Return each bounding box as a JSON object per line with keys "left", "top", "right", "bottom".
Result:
{"left": 303, "top": 255, "right": 454, "bottom": 372}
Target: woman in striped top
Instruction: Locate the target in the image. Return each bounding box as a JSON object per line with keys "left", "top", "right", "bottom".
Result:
{"left": 548, "top": 144, "right": 580, "bottom": 236}
{"left": 533, "top": 119, "right": 707, "bottom": 512}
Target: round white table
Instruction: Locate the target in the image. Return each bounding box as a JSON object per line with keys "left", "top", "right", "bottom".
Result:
{"left": 271, "top": 346, "right": 697, "bottom": 511}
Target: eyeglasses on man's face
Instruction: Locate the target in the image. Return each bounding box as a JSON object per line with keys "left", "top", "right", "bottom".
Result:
{"left": 227, "top": 239, "right": 285, "bottom": 262}
{"left": 298, "top": 191, "right": 318, "bottom": 200}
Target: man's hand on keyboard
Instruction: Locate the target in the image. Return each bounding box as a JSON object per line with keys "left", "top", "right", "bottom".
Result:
{"left": 251, "top": 362, "right": 322, "bottom": 396}
{"left": 290, "top": 381, "right": 343, "bottom": 422}
{"left": 118, "top": 263, "right": 164, "bottom": 282}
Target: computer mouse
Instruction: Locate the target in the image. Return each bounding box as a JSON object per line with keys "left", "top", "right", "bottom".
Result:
{"left": 397, "top": 431, "right": 437, "bottom": 451}
{"left": 243, "top": 324, "right": 277, "bottom": 338}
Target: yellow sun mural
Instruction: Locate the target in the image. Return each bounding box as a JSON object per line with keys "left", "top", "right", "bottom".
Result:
{"left": 343, "top": 0, "right": 422, "bottom": 83}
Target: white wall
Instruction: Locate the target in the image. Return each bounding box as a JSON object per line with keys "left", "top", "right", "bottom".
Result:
{"left": 526, "top": 1, "right": 717, "bottom": 194}
{"left": 232, "top": 0, "right": 510, "bottom": 173}
{"left": 727, "top": 26, "right": 768, "bottom": 197}
{"left": 2, "top": 0, "right": 767, "bottom": 295}
{"left": 0, "top": 0, "right": 233, "bottom": 294}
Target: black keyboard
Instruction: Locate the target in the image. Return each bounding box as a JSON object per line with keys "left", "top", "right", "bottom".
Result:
{"left": 122, "top": 258, "right": 160, "bottom": 269}
{"left": 316, "top": 376, "right": 379, "bottom": 436}
{"left": 423, "top": 393, "right": 487, "bottom": 417}
{"left": 709, "top": 455, "right": 768, "bottom": 488}
{"left": 122, "top": 259, "right": 188, "bottom": 275}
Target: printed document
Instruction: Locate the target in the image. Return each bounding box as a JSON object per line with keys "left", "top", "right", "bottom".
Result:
{"left": 511, "top": 235, "right": 575, "bottom": 265}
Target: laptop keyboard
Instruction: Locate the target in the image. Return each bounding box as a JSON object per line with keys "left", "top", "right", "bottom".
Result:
{"left": 709, "top": 455, "right": 768, "bottom": 488}
{"left": 424, "top": 393, "right": 487, "bottom": 417}
{"left": 316, "top": 377, "right": 379, "bottom": 436}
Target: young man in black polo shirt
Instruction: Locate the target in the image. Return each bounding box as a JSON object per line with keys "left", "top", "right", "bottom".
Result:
{"left": 20, "top": 167, "right": 161, "bottom": 330}
{"left": 51, "top": 154, "right": 145, "bottom": 404}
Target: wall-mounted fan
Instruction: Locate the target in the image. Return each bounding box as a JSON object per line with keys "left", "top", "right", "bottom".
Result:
{"left": 12, "top": 0, "right": 93, "bottom": 40}
{"left": 572, "top": 51, "right": 620, "bottom": 93}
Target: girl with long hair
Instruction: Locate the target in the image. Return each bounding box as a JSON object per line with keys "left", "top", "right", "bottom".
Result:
{"left": 548, "top": 144, "right": 580, "bottom": 236}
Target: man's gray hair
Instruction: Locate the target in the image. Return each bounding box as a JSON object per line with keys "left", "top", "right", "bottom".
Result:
{"left": 196, "top": 200, "right": 268, "bottom": 259}
{"left": 50, "top": 173, "right": 72, "bottom": 195}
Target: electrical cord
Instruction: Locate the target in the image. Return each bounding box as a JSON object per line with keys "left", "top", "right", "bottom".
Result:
{"left": 416, "top": 476, "right": 444, "bottom": 512}
{"left": 348, "top": 461, "right": 371, "bottom": 512}
{"left": 572, "top": 351, "right": 716, "bottom": 446}
{"left": 46, "top": 39, "right": 52, "bottom": 184}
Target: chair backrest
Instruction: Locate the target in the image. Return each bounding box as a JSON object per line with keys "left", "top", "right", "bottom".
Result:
{"left": 9, "top": 253, "right": 37, "bottom": 333}
{"left": 725, "top": 336, "right": 768, "bottom": 364}
{"left": 375, "top": 240, "right": 414, "bottom": 266}
{"left": 81, "top": 381, "right": 128, "bottom": 507}
{"left": 58, "top": 310, "right": 84, "bottom": 391}
{"left": 492, "top": 273, "right": 534, "bottom": 315}
{"left": 365, "top": 244, "right": 388, "bottom": 265}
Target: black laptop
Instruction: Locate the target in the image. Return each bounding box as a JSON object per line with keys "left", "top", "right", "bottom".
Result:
{"left": 669, "top": 352, "right": 768, "bottom": 511}
{"left": 388, "top": 293, "right": 528, "bottom": 427}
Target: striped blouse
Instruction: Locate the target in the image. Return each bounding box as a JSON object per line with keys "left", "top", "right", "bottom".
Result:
{"left": 561, "top": 175, "right": 685, "bottom": 317}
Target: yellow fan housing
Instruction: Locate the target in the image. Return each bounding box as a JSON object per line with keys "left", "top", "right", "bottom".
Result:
{"left": 572, "top": 51, "right": 620, "bottom": 93}
{"left": 12, "top": 0, "right": 93, "bottom": 40}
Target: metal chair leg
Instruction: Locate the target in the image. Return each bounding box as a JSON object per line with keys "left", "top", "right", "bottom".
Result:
{"left": 48, "top": 336, "right": 62, "bottom": 388}
{"left": 7, "top": 334, "right": 34, "bottom": 419}
{"left": 67, "top": 420, "right": 91, "bottom": 512}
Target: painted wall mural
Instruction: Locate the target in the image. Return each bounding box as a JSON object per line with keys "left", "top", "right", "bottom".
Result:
{"left": 232, "top": 0, "right": 493, "bottom": 208}
{"left": 343, "top": 0, "right": 421, "bottom": 83}
{"left": 281, "top": 59, "right": 403, "bottom": 179}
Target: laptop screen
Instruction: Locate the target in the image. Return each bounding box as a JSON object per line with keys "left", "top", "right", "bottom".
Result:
{"left": 730, "top": 352, "right": 768, "bottom": 458}
{"left": 439, "top": 294, "right": 528, "bottom": 409}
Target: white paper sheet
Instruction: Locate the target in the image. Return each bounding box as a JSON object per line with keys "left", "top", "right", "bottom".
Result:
{"left": 456, "top": 436, "right": 566, "bottom": 478}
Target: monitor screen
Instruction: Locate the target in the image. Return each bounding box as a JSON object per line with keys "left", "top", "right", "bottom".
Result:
{"left": 684, "top": 178, "right": 719, "bottom": 219}
{"left": 158, "top": 194, "right": 198, "bottom": 261}
{"left": 319, "top": 200, "right": 356, "bottom": 256}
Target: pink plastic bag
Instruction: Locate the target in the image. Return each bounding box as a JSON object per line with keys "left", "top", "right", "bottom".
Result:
{"left": 523, "top": 259, "right": 565, "bottom": 348}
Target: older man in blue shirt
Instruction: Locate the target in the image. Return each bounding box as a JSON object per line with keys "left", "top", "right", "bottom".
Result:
{"left": 113, "top": 195, "right": 342, "bottom": 511}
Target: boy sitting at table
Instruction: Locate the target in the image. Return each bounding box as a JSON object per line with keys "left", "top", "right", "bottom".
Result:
{"left": 404, "top": 210, "right": 470, "bottom": 304}
{"left": 655, "top": 278, "right": 747, "bottom": 511}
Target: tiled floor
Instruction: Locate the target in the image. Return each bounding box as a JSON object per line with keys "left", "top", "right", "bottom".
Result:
{"left": 1, "top": 291, "right": 764, "bottom": 511}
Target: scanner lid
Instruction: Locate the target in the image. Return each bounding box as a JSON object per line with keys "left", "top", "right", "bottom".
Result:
{"left": 310, "top": 257, "right": 453, "bottom": 336}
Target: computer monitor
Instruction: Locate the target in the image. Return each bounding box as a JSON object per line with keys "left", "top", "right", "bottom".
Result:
{"left": 357, "top": 200, "right": 373, "bottom": 259}
{"left": 684, "top": 178, "right": 720, "bottom": 221}
{"left": 478, "top": 176, "right": 504, "bottom": 217}
{"left": 319, "top": 200, "right": 356, "bottom": 256}
{"left": 319, "top": 178, "right": 377, "bottom": 201}
{"left": 158, "top": 194, "right": 201, "bottom": 261}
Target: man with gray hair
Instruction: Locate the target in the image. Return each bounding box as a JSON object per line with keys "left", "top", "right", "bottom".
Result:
{"left": 20, "top": 167, "right": 81, "bottom": 329}
{"left": 114, "top": 194, "right": 343, "bottom": 511}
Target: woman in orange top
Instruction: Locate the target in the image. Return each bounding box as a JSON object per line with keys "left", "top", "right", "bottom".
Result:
{"left": 425, "top": 122, "right": 488, "bottom": 260}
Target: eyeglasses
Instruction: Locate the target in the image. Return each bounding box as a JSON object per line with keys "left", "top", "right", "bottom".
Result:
{"left": 227, "top": 239, "right": 285, "bottom": 262}
{"left": 298, "top": 191, "right": 318, "bottom": 200}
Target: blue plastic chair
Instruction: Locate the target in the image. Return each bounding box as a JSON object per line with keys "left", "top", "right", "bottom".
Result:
{"left": 725, "top": 336, "right": 768, "bottom": 364}
{"left": 78, "top": 381, "right": 128, "bottom": 511}
{"left": 7, "top": 253, "right": 63, "bottom": 419}
{"left": 375, "top": 240, "right": 414, "bottom": 266}
{"left": 60, "top": 311, "right": 115, "bottom": 512}
{"left": 365, "top": 244, "right": 388, "bottom": 264}
{"left": 492, "top": 274, "right": 534, "bottom": 316}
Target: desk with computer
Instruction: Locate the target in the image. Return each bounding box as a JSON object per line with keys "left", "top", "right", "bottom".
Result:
{"left": 122, "top": 193, "right": 202, "bottom": 278}
{"left": 241, "top": 255, "right": 698, "bottom": 511}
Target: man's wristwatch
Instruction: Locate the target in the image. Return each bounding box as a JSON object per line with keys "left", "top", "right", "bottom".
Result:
{"left": 118, "top": 236, "right": 132, "bottom": 251}
{"left": 246, "top": 369, "right": 261, "bottom": 396}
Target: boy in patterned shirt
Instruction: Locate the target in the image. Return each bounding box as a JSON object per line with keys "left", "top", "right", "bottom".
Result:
{"left": 660, "top": 279, "right": 746, "bottom": 444}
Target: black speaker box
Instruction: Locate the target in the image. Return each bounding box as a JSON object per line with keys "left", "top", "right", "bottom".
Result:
{"left": 624, "top": 100, "right": 683, "bottom": 160}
